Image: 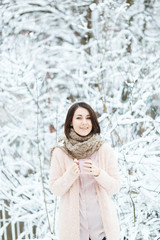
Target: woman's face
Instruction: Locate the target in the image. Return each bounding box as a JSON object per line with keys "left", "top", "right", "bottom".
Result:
{"left": 71, "top": 107, "right": 92, "bottom": 136}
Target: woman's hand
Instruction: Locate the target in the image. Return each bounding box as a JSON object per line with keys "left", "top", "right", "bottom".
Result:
{"left": 71, "top": 159, "right": 80, "bottom": 175}
{"left": 83, "top": 160, "right": 101, "bottom": 177}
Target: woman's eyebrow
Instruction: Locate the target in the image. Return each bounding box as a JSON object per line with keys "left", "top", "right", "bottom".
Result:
{"left": 75, "top": 114, "right": 91, "bottom": 116}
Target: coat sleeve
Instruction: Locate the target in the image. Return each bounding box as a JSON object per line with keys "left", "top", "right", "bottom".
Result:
{"left": 95, "top": 144, "right": 120, "bottom": 195}
{"left": 49, "top": 148, "right": 79, "bottom": 197}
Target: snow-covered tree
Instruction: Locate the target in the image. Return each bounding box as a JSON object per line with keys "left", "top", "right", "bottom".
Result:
{"left": 0, "top": 0, "right": 160, "bottom": 239}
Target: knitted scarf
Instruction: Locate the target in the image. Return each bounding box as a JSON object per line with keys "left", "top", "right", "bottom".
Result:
{"left": 54, "top": 128, "right": 105, "bottom": 160}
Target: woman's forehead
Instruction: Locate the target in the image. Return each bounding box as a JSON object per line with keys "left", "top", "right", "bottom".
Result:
{"left": 74, "top": 107, "right": 90, "bottom": 116}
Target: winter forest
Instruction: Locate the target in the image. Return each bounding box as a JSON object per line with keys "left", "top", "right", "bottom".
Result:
{"left": 0, "top": 0, "right": 160, "bottom": 239}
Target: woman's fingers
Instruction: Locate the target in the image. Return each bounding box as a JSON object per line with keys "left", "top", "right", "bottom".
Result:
{"left": 72, "top": 159, "right": 80, "bottom": 175}
{"left": 73, "top": 158, "right": 79, "bottom": 164}
{"left": 83, "top": 160, "right": 100, "bottom": 176}
{"left": 83, "top": 160, "right": 94, "bottom": 170}
{"left": 74, "top": 164, "right": 79, "bottom": 171}
{"left": 84, "top": 160, "right": 92, "bottom": 164}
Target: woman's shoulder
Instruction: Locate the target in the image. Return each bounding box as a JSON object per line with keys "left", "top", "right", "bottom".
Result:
{"left": 99, "top": 142, "right": 115, "bottom": 156}
{"left": 99, "top": 142, "right": 118, "bottom": 163}
{"left": 51, "top": 146, "right": 71, "bottom": 158}
{"left": 51, "top": 146, "right": 67, "bottom": 156}
{"left": 50, "top": 147, "right": 69, "bottom": 166}
{"left": 99, "top": 142, "right": 114, "bottom": 154}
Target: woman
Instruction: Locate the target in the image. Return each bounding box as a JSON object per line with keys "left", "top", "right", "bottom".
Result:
{"left": 49, "top": 102, "right": 120, "bottom": 240}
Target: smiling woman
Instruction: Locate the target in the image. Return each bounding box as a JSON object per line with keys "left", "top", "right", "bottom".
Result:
{"left": 70, "top": 107, "right": 92, "bottom": 136}
{"left": 49, "top": 102, "right": 120, "bottom": 240}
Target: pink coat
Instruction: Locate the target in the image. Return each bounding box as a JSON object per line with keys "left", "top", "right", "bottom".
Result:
{"left": 49, "top": 142, "right": 120, "bottom": 240}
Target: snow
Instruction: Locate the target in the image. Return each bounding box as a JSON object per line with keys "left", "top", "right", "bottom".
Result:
{"left": 0, "top": 0, "right": 160, "bottom": 239}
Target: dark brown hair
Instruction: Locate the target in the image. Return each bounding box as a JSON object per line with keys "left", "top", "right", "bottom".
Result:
{"left": 64, "top": 102, "right": 100, "bottom": 138}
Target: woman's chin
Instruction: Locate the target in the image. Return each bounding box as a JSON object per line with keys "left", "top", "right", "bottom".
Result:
{"left": 77, "top": 131, "right": 91, "bottom": 137}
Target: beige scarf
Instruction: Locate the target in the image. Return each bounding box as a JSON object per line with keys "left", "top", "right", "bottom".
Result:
{"left": 53, "top": 128, "right": 105, "bottom": 160}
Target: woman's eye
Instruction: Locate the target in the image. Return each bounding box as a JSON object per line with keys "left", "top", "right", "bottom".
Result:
{"left": 76, "top": 117, "right": 91, "bottom": 120}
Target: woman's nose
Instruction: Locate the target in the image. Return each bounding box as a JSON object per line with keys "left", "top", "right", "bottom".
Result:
{"left": 82, "top": 118, "right": 87, "bottom": 124}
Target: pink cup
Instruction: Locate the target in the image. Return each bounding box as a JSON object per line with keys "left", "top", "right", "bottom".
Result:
{"left": 78, "top": 158, "right": 91, "bottom": 174}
